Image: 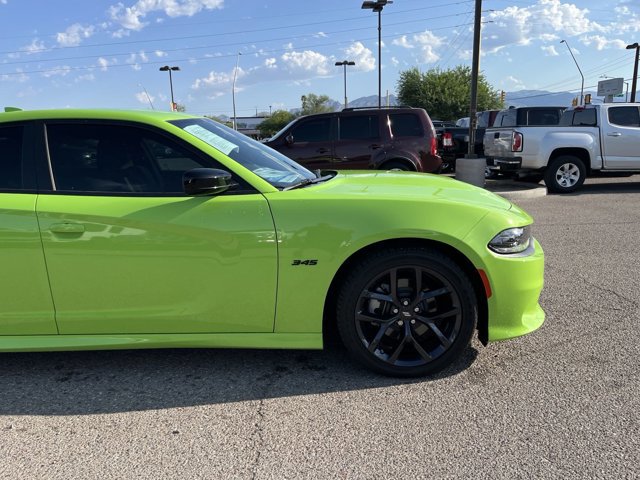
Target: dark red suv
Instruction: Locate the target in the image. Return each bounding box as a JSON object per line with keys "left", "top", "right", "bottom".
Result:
{"left": 264, "top": 107, "right": 442, "bottom": 173}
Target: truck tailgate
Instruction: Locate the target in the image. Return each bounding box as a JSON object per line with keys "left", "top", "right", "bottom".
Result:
{"left": 483, "top": 128, "right": 515, "bottom": 158}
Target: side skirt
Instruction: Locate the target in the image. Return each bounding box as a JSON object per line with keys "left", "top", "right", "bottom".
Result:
{"left": 0, "top": 333, "right": 323, "bottom": 352}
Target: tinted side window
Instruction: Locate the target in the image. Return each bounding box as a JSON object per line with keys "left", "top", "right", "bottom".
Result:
{"left": 339, "top": 115, "right": 379, "bottom": 140}
{"left": 608, "top": 107, "right": 640, "bottom": 127}
{"left": 499, "top": 110, "right": 517, "bottom": 127}
{"left": 527, "top": 109, "right": 561, "bottom": 126}
{"left": 46, "top": 123, "right": 222, "bottom": 194}
{"left": 0, "top": 126, "right": 23, "bottom": 190}
{"left": 572, "top": 109, "right": 597, "bottom": 126}
{"left": 389, "top": 113, "right": 423, "bottom": 137}
{"left": 292, "top": 118, "right": 331, "bottom": 142}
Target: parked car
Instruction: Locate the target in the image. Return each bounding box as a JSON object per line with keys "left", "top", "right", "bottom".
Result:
{"left": 484, "top": 103, "right": 640, "bottom": 193}
{"left": 265, "top": 107, "right": 442, "bottom": 173}
{"left": 438, "top": 110, "right": 500, "bottom": 171}
{"left": 0, "top": 107, "right": 545, "bottom": 377}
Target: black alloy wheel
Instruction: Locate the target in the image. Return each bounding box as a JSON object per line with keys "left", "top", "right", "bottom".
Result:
{"left": 336, "top": 248, "right": 477, "bottom": 377}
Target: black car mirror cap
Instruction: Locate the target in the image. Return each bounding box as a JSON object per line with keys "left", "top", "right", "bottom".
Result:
{"left": 183, "top": 168, "right": 237, "bottom": 196}
{"left": 285, "top": 134, "right": 294, "bottom": 145}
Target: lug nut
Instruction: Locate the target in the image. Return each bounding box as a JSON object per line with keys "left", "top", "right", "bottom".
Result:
{"left": 402, "top": 300, "right": 409, "bottom": 306}
{"left": 414, "top": 307, "right": 420, "bottom": 313}
{"left": 392, "top": 308, "right": 399, "bottom": 314}
{"left": 410, "top": 319, "right": 416, "bottom": 325}
{"left": 398, "top": 320, "right": 404, "bottom": 326}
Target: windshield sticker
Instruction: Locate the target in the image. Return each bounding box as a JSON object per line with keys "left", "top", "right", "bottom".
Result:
{"left": 184, "top": 124, "right": 239, "bottom": 156}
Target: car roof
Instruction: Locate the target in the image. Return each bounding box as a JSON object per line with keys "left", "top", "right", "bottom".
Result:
{"left": 0, "top": 108, "right": 195, "bottom": 124}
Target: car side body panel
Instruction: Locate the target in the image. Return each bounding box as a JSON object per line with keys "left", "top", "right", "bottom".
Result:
{"left": 0, "top": 194, "right": 57, "bottom": 335}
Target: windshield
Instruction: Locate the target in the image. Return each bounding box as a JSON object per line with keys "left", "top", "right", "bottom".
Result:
{"left": 170, "top": 117, "right": 315, "bottom": 188}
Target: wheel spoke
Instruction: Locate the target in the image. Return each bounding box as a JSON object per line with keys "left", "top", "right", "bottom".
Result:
{"left": 419, "top": 287, "right": 450, "bottom": 302}
{"left": 413, "top": 268, "right": 422, "bottom": 299}
{"left": 389, "top": 268, "right": 398, "bottom": 302}
{"left": 362, "top": 290, "right": 394, "bottom": 303}
{"left": 356, "top": 311, "right": 389, "bottom": 323}
{"left": 388, "top": 335, "right": 407, "bottom": 363}
{"left": 411, "top": 335, "right": 433, "bottom": 361}
{"left": 416, "top": 317, "right": 453, "bottom": 347}
{"left": 367, "top": 322, "right": 393, "bottom": 352}
{"left": 417, "top": 306, "right": 459, "bottom": 323}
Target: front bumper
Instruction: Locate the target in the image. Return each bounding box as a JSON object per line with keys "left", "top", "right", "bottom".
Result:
{"left": 484, "top": 237, "right": 545, "bottom": 342}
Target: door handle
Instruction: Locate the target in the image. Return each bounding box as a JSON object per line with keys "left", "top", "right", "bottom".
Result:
{"left": 607, "top": 132, "right": 622, "bottom": 137}
{"left": 316, "top": 148, "right": 329, "bottom": 153}
{"left": 369, "top": 144, "right": 382, "bottom": 149}
{"left": 50, "top": 223, "right": 85, "bottom": 234}
{"left": 494, "top": 132, "right": 500, "bottom": 139}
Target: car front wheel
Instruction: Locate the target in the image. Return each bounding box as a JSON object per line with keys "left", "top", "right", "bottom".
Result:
{"left": 336, "top": 248, "right": 477, "bottom": 377}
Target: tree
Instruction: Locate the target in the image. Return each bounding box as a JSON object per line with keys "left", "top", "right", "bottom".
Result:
{"left": 257, "top": 110, "right": 295, "bottom": 138}
{"left": 174, "top": 103, "right": 187, "bottom": 112}
{"left": 300, "top": 93, "right": 333, "bottom": 115}
{"left": 396, "top": 66, "right": 503, "bottom": 121}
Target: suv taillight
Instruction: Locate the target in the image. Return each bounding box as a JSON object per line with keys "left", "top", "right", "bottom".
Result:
{"left": 430, "top": 137, "right": 438, "bottom": 156}
{"left": 511, "top": 132, "right": 523, "bottom": 152}
{"left": 442, "top": 132, "right": 453, "bottom": 147}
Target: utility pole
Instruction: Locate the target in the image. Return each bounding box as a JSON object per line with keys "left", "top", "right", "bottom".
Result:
{"left": 466, "top": 0, "right": 482, "bottom": 157}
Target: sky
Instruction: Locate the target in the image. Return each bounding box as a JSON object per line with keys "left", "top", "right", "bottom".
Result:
{"left": 1, "top": 0, "right": 639, "bottom": 117}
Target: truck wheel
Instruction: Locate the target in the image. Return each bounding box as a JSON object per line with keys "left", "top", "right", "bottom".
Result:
{"left": 544, "top": 156, "right": 586, "bottom": 193}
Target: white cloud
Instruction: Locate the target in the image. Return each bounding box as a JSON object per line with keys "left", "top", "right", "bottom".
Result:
{"left": 282, "top": 50, "right": 331, "bottom": 75}
{"left": 541, "top": 45, "right": 559, "bottom": 56}
{"left": 155, "top": 50, "right": 168, "bottom": 57}
{"left": 264, "top": 58, "right": 277, "bottom": 69}
{"left": 75, "top": 73, "right": 96, "bottom": 83}
{"left": 392, "top": 31, "right": 444, "bottom": 63}
{"left": 482, "top": 0, "right": 611, "bottom": 55}
{"left": 127, "top": 51, "right": 149, "bottom": 70}
{"left": 22, "top": 38, "right": 45, "bottom": 55}
{"left": 344, "top": 42, "right": 375, "bottom": 72}
{"left": 97, "top": 57, "right": 117, "bottom": 71}
{"left": 135, "top": 90, "right": 155, "bottom": 106}
{"left": 109, "top": 0, "right": 224, "bottom": 32}
{"left": 56, "top": 23, "right": 96, "bottom": 47}
{"left": 580, "top": 35, "right": 627, "bottom": 51}
{"left": 42, "top": 66, "right": 73, "bottom": 78}
{"left": 392, "top": 35, "right": 414, "bottom": 49}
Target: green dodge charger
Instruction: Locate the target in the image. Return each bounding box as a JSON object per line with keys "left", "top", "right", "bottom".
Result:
{"left": 0, "top": 108, "right": 544, "bottom": 377}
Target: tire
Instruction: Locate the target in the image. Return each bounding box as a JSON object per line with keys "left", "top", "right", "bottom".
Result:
{"left": 336, "top": 248, "right": 477, "bottom": 377}
{"left": 382, "top": 161, "right": 413, "bottom": 171}
{"left": 544, "top": 156, "right": 586, "bottom": 193}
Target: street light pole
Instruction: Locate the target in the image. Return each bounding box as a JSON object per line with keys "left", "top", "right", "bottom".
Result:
{"left": 362, "top": 0, "right": 392, "bottom": 109}
{"left": 232, "top": 52, "right": 242, "bottom": 130}
{"left": 159, "top": 65, "right": 180, "bottom": 111}
{"left": 335, "top": 61, "right": 355, "bottom": 109}
{"left": 560, "top": 40, "right": 584, "bottom": 106}
{"left": 626, "top": 42, "right": 639, "bottom": 102}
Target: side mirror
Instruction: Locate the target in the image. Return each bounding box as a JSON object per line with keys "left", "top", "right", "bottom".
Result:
{"left": 183, "top": 168, "right": 237, "bottom": 196}
{"left": 285, "top": 133, "right": 294, "bottom": 145}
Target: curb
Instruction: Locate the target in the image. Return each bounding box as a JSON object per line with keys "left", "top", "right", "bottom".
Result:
{"left": 485, "top": 180, "right": 547, "bottom": 201}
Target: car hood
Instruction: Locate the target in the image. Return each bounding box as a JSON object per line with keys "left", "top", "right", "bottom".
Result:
{"left": 302, "top": 171, "right": 513, "bottom": 212}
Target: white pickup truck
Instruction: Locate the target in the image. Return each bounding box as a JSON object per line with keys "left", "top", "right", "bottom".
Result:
{"left": 483, "top": 103, "right": 640, "bottom": 193}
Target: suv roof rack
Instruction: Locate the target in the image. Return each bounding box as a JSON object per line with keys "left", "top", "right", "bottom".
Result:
{"left": 341, "top": 106, "right": 412, "bottom": 111}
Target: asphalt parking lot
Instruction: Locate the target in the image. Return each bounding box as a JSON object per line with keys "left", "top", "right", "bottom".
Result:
{"left": 1, "top": 175, "right": 639, "bottom": 479}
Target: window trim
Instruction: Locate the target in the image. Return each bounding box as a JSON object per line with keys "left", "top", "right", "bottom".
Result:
{"left": 37, "top": 119, "right": 258, "bottom": 197}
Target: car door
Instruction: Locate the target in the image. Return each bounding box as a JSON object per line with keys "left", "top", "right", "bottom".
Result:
{"left": 0, "top": 122, "right": 57, "bottom": 335}
{"left": 601, "top": 106, "right": 640, "bottom": 169}
{"left": 280, "top": 116, "right": 334, "bottom": 170}
{"left": 35, "top": 121, "right": 278, "bottom": 335}
{"left": 332, "top": 114, "right": 380, "bottom": 169}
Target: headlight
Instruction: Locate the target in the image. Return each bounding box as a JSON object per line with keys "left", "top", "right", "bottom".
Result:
{"left": 488, "top": 226, "right": 531, "bottom": 254}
